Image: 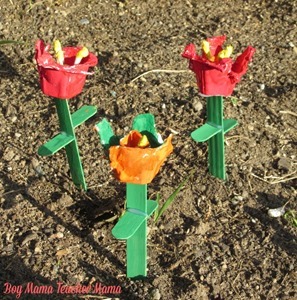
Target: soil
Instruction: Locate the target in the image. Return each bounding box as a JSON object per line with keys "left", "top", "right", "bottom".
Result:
{"left": 0, "top": 0, "right": 296, "bottom": 299}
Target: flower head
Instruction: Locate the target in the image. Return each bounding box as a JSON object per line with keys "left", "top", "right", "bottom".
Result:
{"left": 35, "top": 40, "right": 98, "bottom": 99}
{"left": 95, "top": 114, "right": 173, "bottom": 185}
{"left": 182, "top": 35, "right": 255, "bottom": 96}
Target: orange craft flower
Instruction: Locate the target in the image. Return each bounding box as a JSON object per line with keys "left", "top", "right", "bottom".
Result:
{"left": 109, "top": 130, "right": 173, "bottom": 184}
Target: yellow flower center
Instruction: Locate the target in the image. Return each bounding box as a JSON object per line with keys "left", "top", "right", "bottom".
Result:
{"left": 218, "top": 45, "right": 233, "bottom": 59}
{"left": 137, "top": 135, "right": 150, "bottom": 148}
{"left": 53, "top": 40, "right": 64, "bottom": 65}
{"left": 74, "top": 47, "right": 89, "bottom": 64}
{"left": 201, "top": 40, "right": 233, "bottom": 62}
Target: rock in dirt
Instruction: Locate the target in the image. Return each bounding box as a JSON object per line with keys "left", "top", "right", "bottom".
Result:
{"left": 31, "top": 158, "right": 45, "bottom": 176}
{"left": 277, "top": 157, "right": 291, "bottom": 171}
{"left": 21, "top": 232, "right": 38, "bottom": 246}
{"left": 149, "top": 288, "right": 161, "bottom": 300}
{"left": 192, "top": 99, "right": 203, "bottom": 112}
{"left": 3, "top": 148, "right": 15, "bottom": 161}
{"left": 57, "top": 193, "right": 74, "bottom": 208}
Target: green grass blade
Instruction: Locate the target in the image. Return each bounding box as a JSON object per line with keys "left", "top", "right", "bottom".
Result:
{"left": 153, "top": 193, "right": 161, "bottom": 222}
{"left": 0, "top": 40, "right": 21, "bottom": 45}
{"left": 154, "top": 169, "right": 194, "bottom": 223}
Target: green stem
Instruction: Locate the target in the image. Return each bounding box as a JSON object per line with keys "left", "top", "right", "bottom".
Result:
{"left": 55, "top": 99, "right": 87, "bottom": 190}
{"left": 207, "top": 96, "right": 225, "bottom": 180}
{"left": 126, "top": 183, "right": 147, "bottom": 279}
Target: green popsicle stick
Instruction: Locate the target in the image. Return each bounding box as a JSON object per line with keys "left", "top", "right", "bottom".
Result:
{"left": 112, "top": 200, "right": 158, "bottom": 239}
{"left": 72, "top": 105, "right": 97, "bottom": 128}
{"left": 38, "top": 133, "right": 74, "bottom": 156}
{"left": 38, "top": 99, "right": 97, "bottom": 190}
{"left": 112, "top": 184, "right": 158, "bottom": 279}
{"left": 191, "top": 123, "right": 221, "bottom": 142}
{"left": 96, "top": 114, "right": 160, "bottom": 278}
{"left": 126, "top": 184, "right": 150, "bottom": 279}
{"left": 191, "top": 96, "right": 237, "bottom": 180}
{"left": 94, "top": 118, "right": 119, "bottom": 150}
{"left": 132, "top": 113, "right": 161, "bottom": 147}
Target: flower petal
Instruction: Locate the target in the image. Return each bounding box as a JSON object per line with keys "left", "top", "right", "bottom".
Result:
{"left": 230, "top": 46, "right": 255, "bottom": 83}
{"left": 182, "top": 43, "right": 199, "bottom": 60}
{"left": 206, "top": 35, "right": 226, "bottom": 57}
{"left": 110, "top": 134, "right": 173, "bottom": 184}
{"left": 34, "top": 40, "right": 98, "bottom": 98}
{"left": 120, "top": 130, "right": 143, "bottom": 147}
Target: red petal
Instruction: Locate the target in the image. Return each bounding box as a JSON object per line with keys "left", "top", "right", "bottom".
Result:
{"left": 182, "top": 43, "right": 198, "bottom": 60}
{"left": 207, "top": 35, "right": 226, "bottom": 56}
{"left": 231, "top": 46, "right": 255, "bottom": 81}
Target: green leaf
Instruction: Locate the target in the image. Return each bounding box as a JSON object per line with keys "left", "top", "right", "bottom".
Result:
{"left": 94, "top": 118, "right": 119, "bottom": 150}
{"left": 0, "top": 40, "right": 21, "bottom": 45}
{"left": 154, "top": 169, "right": 195, "bottom": 223}
{"left": 132, "top": 113, "right": 161, "bottom": 147}
{"left": 284, "top": 210, "right": 297, "bottom": 228}
{"left": 153, "top": 193, "right": 161, "bottom": 222}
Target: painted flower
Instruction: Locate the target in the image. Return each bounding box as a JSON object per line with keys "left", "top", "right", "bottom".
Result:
{"left": 95, "top": 114, "right": 173, "bottom": 185}
{"left": 182, "top": 35, "right": 255, "bottom": 96}
{"left": 35, "top": 40, "right": 98, "bottom": 99}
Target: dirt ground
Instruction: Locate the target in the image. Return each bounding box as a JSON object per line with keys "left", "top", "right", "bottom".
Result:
{"left": 0, "top": 0, "right": 296, "bottom": 299}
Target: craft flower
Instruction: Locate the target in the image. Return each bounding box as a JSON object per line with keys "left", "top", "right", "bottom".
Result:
{"left": 95, "top": 114, "right": 173, "bottom": 185}
{"left": 182, "top": 35, "right": 255, "bottom": 96}
{"left": 110, "top": 130, "right": 173, "bottom": 184}
{"left": 35, "top": 39, "right": 98, "bottom": 99}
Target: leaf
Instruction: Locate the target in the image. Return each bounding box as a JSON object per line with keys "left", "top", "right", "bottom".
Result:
{"left": 153, "top": 193, "right": 161, "bottom": 221}
{"left": 154, "top": 169, "right": 194, "bottom": 223}
{"left": 284, "top": 210, "right": 297, "bottom": 228}
{"left": 0, "top": 40, "right": 21, "bottom": 45}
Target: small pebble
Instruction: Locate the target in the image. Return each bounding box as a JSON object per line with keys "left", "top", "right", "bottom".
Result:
{"left": 3, "top": 148, "right": 15, "bottom": 161}
{"left": 149, "top": 288, "right": 161, "bottom": 300}
{"left": 192, "top": 100, "right": 203, "bottom": 112}
{"left": 56, "top": 232, "right": 64, "bottom": 239}
{"left": 277, "top": 157, "right": 291, "bottom": 171}
{"left": 34, "top": 246, "right": 42, "bottom": 254}
{"left": 57, "top": 193, "right": 74, "bottom": 208}
{"left": 80, "top": 18, "right": 90, "bottom": 25}
{"left": 21, "top": 233, "right": 38, "bottom": 246}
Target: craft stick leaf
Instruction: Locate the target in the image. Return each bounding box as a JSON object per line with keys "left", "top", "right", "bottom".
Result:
{"left": 132, "top": 113, "right": 160, "bottom": 147}
{"left": 94, "top": 118, "right": 119, "bottom": 150}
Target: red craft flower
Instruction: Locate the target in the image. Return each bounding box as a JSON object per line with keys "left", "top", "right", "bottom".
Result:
{"left": 182, "top": 36, "right": 255, "bottom": 96}
{"left": 109, "top": 130, "right": 173, "bottom": 184}
{"left": 35, "top": 40, "right": 98, "bottom": 99}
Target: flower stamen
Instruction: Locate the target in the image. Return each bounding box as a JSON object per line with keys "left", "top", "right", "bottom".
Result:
{"left": 201, "top": 40, "right": 215, "bottom": 62}
{"left": 218, "top": 45, "right": 233, "bottom": 59}
{"left": 53, "top": 40, "right": 64, "bottom": 65}
{"left": 74, "top": 46, "right": 89, "bottom": 65}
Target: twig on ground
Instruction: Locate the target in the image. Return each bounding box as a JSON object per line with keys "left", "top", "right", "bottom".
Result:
{"left": 251, "top": 171, "right": 297, "bottom": 184}
{"left": 2, "top": 189, "right": 25, "bottom": 196}
{"left": 280, "top": 110, "right": 297, "bottom": 117}
{"left": 130, "top": 69, "right": 190, "bottom": 83}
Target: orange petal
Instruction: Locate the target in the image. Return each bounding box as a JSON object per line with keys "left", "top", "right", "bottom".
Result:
{"left": 110, "top": 134, "right": 173, "bottom": 184}
{"left": 120, "top": 130, "right": 142, "bottom": 147}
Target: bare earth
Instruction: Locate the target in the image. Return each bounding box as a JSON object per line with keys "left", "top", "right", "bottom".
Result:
{"left": 0, "top": 0, "right": 296, "bottom": 299}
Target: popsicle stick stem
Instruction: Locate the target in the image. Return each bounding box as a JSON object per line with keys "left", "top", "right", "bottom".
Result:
{"left": 38, "top": 99, "right": 97, "bottom": 190}
{"left": 55, "top": 99, "right": 87, "bottom": 190}
{"left": 191, "top": 96, "right": 238, "bottom": 180}
{"left": 207, "top": 96, "right": 225, "bottom": 179}
{"left": 112, "top": 183, "right": 158, "bottom": 279}
{"left": 126, "top": 183, "right": 148, "bottom": 279}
